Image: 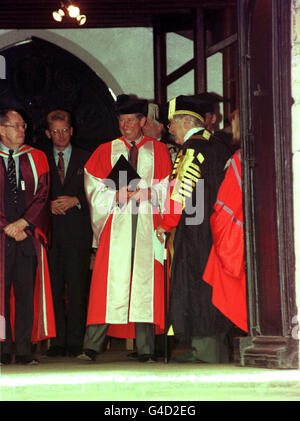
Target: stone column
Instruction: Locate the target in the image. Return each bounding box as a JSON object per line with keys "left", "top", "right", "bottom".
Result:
{"left": 291, "top": 0, "right": 300, "bottom": 367}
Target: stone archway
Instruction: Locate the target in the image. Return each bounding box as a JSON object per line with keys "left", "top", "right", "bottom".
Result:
{"left": 0, "top": 36, "right": 120, "bottom": 152}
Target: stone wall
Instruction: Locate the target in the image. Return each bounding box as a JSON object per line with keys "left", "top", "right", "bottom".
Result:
{"left": 0, "top": 28, "right": 222, "bottom": 104}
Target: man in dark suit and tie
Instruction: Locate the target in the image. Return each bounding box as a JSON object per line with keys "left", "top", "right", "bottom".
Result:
{"left": 45, "top": 109, "right": 92, "bottom": 357}
{"left": 0, "top": 108, "right": 56, "bottom": 365}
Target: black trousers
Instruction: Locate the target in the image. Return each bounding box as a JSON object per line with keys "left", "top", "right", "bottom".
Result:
{"left": 47, "top": 242, "right": 90, "bottom": 350}
{"left": 3, "top": 237, "right": 37, "bottom": 356}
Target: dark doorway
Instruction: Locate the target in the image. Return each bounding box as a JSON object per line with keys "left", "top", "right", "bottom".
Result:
{"left": 0, "top": 36, "right": 120, "bottom": 152}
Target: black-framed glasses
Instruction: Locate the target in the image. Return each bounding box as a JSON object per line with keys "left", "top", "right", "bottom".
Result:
{"left": 2, "top": 123, "right": 27, "bottom": 130}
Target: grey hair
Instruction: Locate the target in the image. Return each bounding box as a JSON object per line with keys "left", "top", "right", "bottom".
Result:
{"left": 174, "top": 114, "right": 204, "bottom": 128}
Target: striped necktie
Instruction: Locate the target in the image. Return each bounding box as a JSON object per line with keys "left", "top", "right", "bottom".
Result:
{"left": 7, "top": 149, "right": 17, "bottom": 204}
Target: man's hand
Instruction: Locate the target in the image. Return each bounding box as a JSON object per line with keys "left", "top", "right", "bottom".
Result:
{"left": 57, "top": 196, "right": 79, "bottom": 211}
{"left": 115, "top": 185, "right": 137, "bottom": 205}
{"left": 132, "top": 188, "right": 152, "bottom": 204}
{"left": 4, "top": 218, "right": 28, "bottom": 238}
{"left": 14, "top": 231, "right": 28, "bottom": 242}
{"left": 51, "top": 200, "right": 66, "bottom": 215}
{"left": 51, "top": 196, "right": 79, "bottom": 214}
{"left": 156, "top": 225, "right": 167, "bottom": 244}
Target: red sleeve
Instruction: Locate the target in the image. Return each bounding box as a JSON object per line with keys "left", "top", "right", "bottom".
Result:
{"left": 85, "top": 142, "right": 113, "bottom": 178}
{"left": 160, "top": 178, "right": 182, "bottom": 231}
{"left": 152, "top": 139, "right": 172, "bottom": 182}
{"left": 151, "top": 139, "right": 180, "bottom": 230}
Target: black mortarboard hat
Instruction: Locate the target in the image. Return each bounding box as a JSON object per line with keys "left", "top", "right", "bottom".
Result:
{"left": 168, "top": 92, "right": 224, "bottom": 123}
{"left": 116, "top": 94, "right": 148, "bottom": 116}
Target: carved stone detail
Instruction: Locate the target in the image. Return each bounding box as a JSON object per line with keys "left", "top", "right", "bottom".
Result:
{"left": 236, "top": 336, "right": 299, "bottom": 369}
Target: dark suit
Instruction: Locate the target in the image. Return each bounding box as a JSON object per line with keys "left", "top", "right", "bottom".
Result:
{"left": 45, "top": 145, "right": 92, "bottom": 354}
{"left": 0, "top": 144, "right": 53, "bottom": 361}
{"left": 2, "top": 160, "right": 37, "bottom": 357}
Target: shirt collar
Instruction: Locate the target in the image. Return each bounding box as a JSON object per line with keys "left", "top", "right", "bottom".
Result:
{"left": 124, "top": 135, "right": 144, "bottom": 146}
{"left": 184, "top": 127, "right": 202, "bottom": 143}
{"left": 53, "top": 143, "right": 72, "bottom": 157}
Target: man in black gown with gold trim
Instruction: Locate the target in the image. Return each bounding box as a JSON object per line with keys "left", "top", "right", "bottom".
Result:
{"left": 156, "top": 95, "right": 233, "bottom": 363}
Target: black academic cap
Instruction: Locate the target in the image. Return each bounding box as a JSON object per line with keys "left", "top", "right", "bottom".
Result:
{"left": 168, "top": 92, "right": 224, "bottom": 123}
{"left": 115, "top": 94, "right": 148, "bottom": 116}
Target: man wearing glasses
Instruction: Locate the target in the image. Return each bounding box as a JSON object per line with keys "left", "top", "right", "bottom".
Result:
{"left": 44, "top": 109, "right": 92, "bottom": 358}
{"left": 0, "top": 108, "right": 55, "bottom": 365}
{"left": 156, "top": 95, "right": 233, "bottom": 364}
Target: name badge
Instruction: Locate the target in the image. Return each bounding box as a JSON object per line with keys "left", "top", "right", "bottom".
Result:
{"left": 21, "top": 180, "right": 26, "bottom": 191}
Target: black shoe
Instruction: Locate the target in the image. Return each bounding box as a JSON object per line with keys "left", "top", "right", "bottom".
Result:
{"left": 138, "top": 354, "right": 157, "bottom": 363}
{"left": 77, "top": 349, "right": 97, "bottom": 361}
{"left": 45, "top": 346, "right": 66, "bottom": 357}
{"left": 1, "top": 353, "right": 11, "bottom": 365}
{"left": 16, "top": 355, "right": 39, "bottom": 365}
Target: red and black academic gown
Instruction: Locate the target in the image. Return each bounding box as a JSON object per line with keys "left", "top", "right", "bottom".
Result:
{"left": 84, "top": 136, "right": 172, "bottom": 339}
{"left": 0, "top": 145, "right": 56, "bottom": 342}
{"left": 203, "top": 150, "right": 248, "bottom": 332}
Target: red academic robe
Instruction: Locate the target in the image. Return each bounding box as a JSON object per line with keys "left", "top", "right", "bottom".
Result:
{"left": 0, "top": 145, "right": 56, "bottom": 342}
{"left": 84, "top": 136, "right": 172, "bottom": 338}
{"left": 203, "top": 150, "right": 248, "bottom": 332}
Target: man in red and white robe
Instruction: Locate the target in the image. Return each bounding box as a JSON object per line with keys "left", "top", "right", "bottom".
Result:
{"left": 80, "top": 96, "right": 172, "bottom": 362}
{"left": 0, "top": 109, "right": 56, "bottom": 365}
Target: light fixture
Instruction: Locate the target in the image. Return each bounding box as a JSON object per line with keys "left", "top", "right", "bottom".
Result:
{"left": 52, "top": 8, "right": 65, "bottom": 22}
{"left": 77, "top": 14, "right": 87, "bottom": 26}
{"left": 52, "top": 2, "right": 87, "bottom": 26}
{"left": 67, "top": 5, "right": 80, "bottom": 18}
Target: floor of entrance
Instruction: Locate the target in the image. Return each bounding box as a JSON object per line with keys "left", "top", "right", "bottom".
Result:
{"left": 1, "top": 342, "right": 300, "bottom": 402}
